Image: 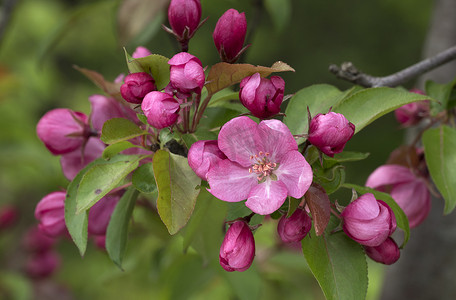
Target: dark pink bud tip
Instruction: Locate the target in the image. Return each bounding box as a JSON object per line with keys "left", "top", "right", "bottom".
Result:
{"left": 277, "top": 208, "right": 312, "bottom": 243}
{"left": 168, "top": 0, "right": 202, "bottom": 39}
{"left": 364, "top": 237, "right": 400, "bottom": 265}
{"left": 213, "top": 9, "right": 247, "bottom": 63}
{"left": 141, "top": 91, "right": 180, "bottom": 129}
{"left": 121, "top": 72, "right": 156, "bottom": 104}
{"left": 0, "top": 205, "right": 19, "bottom": 230}
{"left": 35, "top": 191, "right": 67, "bottom": 238}
{"left": 219, "top": 220, "right": 255, "bottom": 272}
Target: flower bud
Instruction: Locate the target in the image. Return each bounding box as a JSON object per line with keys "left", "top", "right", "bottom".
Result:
{"left": 0, "top": 205, "right": 19, "bottom": 230}
{"left": 366, "top": 164, "right": 430, "bottom": 228}
{"left": 121, "top": 72, "right": 156, "bottom": 104}
{"left": 219, "top": 220, "right": 255, "bottom": 272}
{"left": 277, "top": 208, "right": 312, "bottom": 243}
{"left": 239, "top": 73, "right": 285, "bottom": 119}
{"left": 364, "top": 237, "right": 400, "bottom": 265}
{"left": 132, "top": 46, "right": 152, "bottom": 58}
{"left": 394, "top": 101, "right": 429, "bottom": 127}
{"left": 188, "top": 140, "right": 226, "bottom": 180}
{"left": 93, "top": 235, "right": 106, "bottom": 250}
{"left": 35, "top": 191, "right": 66, "bottom": 238}
{"left": 168, "top": 52, "right": 205, "bottom": 95}
{"left": 88, "top": 195, "right": 120, "bottom": 236}
{"left": 213, "top": 9, "right": 247, "bottom": 63}
{"left": 141, "top": 91, "right": 180, "bottom": 129}
{"left": 167, "top": 0, "right": 201, "bottom": 39}
{"left": 25, "top": 250, "right": 60, "bottom": 278}
{"left": 89, "top": 95, "right": 127, "bottom": 132}
{"left": 307, "top": 112, "right": 355, "bottom": 157}
{"left": 22, "top": 227, "right": 56, "bottom": 253}
{"left": 341, "top": 193, "right": 396, "bottom": 247}
{"left": 36, "top": 108, "right": 89, "bottom": 155}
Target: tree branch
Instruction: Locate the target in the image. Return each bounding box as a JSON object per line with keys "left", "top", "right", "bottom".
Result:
{"left": 329, "top": 45, "right": 456, "bottom": 87}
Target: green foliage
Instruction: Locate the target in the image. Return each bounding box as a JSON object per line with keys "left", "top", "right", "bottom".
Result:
{"left": 425, "top": 78, "right": 456, "bottom": 115}
{"left": 102, "top": 141, "right": 142, "bottom": 160}
{"left": 153, "top": 150, "right": 201, "bottom": 235}
{"left": 423, "top": 126, "right": 456, "bottom": 214}
{"left": 124, "top": 49, "right": 170, "bottom": 90}
{"left": 302, "top": 217, "right": 368, "bottom": 300}
{"left": 106, "top": 186, "right": 139, "bottom": 269}
{"left": 101, "top": 118, "right": 147, "bottom": 144}
{"left": 132, "top": 162, "right": 156, "bottom": 194}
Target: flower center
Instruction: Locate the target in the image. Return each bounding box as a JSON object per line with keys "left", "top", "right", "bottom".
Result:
{"left": 248, "top": 151, "right": 278, "bottom": 183}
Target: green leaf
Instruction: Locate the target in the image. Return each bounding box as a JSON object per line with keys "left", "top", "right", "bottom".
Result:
{"left": 302, "top": 217, "right": 368, "bottom": 300}
{"left": 101, "top": 118, "right": 147, "bottom": 144}
{"left": 124, "top": 49, "right": 170, "bottom": 90}
{"left": 132, "top": 162, "right": 156, "bottom": 194}
{"left": 423, "top": 126, "right": 456, "bottom": 214}
{"left": 332, "top": 87, "right": 434, "bottom": 134}
{"left": 313, "top": 165, "right": 345, "bottom": 195}
{"left": 76, "top": 155, "right": 142, "bottom": 213}
{"left": 283, "top": 84, "right": 343, "bottom": 144}
{"left": 342, "top": 183, "right": 410, "bottom": 247}
{"left": 425, "top": 78, "right": 456, "bottom": 115}
{"left": 102, "top": 141, "right": 142, "bottom": 160}
{"left": 106, "top": 186, "right": 139, "bottom": 269}
{"left": 323, "top": 151, "right": 370, "bottom": 168}
{"left": 153, "top": 150, "right": 201, "bottom": 234}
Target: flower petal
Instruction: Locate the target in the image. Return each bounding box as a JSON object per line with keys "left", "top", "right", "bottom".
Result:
{"left": 257, "top": 119, "right": 297, "bottom": 162}
{"left": 365, "top": 165, "right": 416, "bottom": 189}
{"left": 217, "top": 116, "right": 261, "bottom": 167}
{"left": 391, "top": 180, "right": 430, "bottom": 228}
{"left": 275, "top": 150, "right": 313, "bottom": 199}
{"left": 246, "top": 179, "right": 288, "bottom": 215}
{"left": 207, "top": 159, "right": 257, "bottom": 202}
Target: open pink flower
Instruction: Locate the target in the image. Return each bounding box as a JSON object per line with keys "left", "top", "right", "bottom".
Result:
{"left": 207, "top": 116, "right": 313, "bottom": 215}
{"left": 366, "top": 165, "right": 431, "bottom": 228}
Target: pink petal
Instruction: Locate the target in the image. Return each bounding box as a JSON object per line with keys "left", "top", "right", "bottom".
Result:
{"left": 275, "top": 150, "right": 312, "bottom": 199}
{"left": 207, "top": 159, "right": 257, "bottom": 202}
{"left": 257, "top": 119, "right": 297, "bottom": 162}
{"left": 239, "top": 73, "right": 261, "bottom": 105}
{"left": 341, "top": 193, "right": 380, "bottom": 220}
{"left": 391, "top": 180, "right": 430, "bottom": 228}
{"left": 246, "top": 179, "right": 288, "bottom": 215}
{"left": 365, "top": 165, "right": 416, "bottom": 189}
{"left": 217, "top": 116, "right": 261, "bottom": 167}
{"left": 89, "top": 95, "right": 125, "bottom": 132}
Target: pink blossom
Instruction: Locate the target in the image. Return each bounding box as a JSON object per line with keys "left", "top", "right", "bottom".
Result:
{"left": 88, "top": 194, "right": 120, "bottom": 236}
{"left": 132, "top": 46, "right": 152, "bottom": 58}
{"left": 22, "top": 227, "right": 56, "bottom": 253}
{"left": 213, "top": 9, "right": 247, "bottom": 63}
{"left": 366, "top": 164, "right": 431, "bottom": 228}
{"left": 89, "top": 94, "right": 138, "bottom": 129}
{"left": 219, "top": 220, "right": 255, "bottom": 272}
{"left": 188, "top": 140, "right": 227, "bottom": 180}
{"left": 0, "top": 204, "right": 19, "bottom": 230}
{"left": 239, "top": 73, "right": 285, "bottom": 119}
{"left": 25, "top": 250, "right": 60, "bottom": 278}
{"left": 307, "top": 112, "right": 355, "bottom": 157}
{"left": 35, "top": 191, "right": 67, "bottom": 238}
{"left": 207, "top": 116, "right": 313, "bottom": 215}
{"left": 167, "top": 0, "right": 201, "bottom": 39}
{"left": 141, "top": 91, "right": 180, "bottom": 129}
{"left": 120, "top": 72, "right": 156, "bottom": 104}
{"left": 364, "top": 237, "right": 400, "bottom": 265}
{"left": 277, "top": 208, "right": 312, "bottom": 243}
{"left": 341, "top": 193, "right": 396, "bottom": 247}
{"left": 36, "top": 108, "right": 89, "bottom": 155}
{"left": 168, "top": 52, "right": 205, "bottom": 95}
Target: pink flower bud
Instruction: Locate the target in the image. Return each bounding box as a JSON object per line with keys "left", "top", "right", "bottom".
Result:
{"left": 93, "top": 235, "right": 106, "bottom": 250}
{"left": 132, "top": 46, "right": 152, "bottom": 58}
{"left": 141, "top": 91, "right": 180, "bottom": 129}
{"left": 188, "top": 140, "right": 226, "bottom": 180}
{"left": 307, "top": 112, "right": 355, "bottom": 157}
{"left": 121, "top": 72, "right": 156, "bottom": 104}
{"left": 219, "top": 220, "right": 255, "bottom": 272}
{"left": 168, "top": 52, "right": 205, "bottom": 95}
{"left": 89, "top": 95, "right": 127, "bottom": 132}
{"left": 341, "top": 193, "right": 396, "bottom": 247}
{"left": 394, "top": 101, "right": 429, "bottom": 127}
{"left": 277, "top": 208, "right": 312, "bottom": 243}
{"left": 25, "top": 250, "right": 60, "bottom": 278}
{"left": 23, "top": 227, "right": 55, "bottom": 253}
{"left": 35, "top": 191, "right": 66, "bottom": 238}
{"left": 88, "top": 195, "right": 120, "bottom": 236}
{"left": 364, "top": 237, "right": 400, "bottom": 265}
{"left": 0, "top": 205, "right": 19, "bottom": 230}
{"left": 168, "top": 0, "right": 201, "bottom": 39}
{"left": 239, "top": 73, "right": 285, "bottom": 119}
{"left": 366, "top": 165, "right": 430, "bottom": 228}
{"left": 36, "top": 108, "right": 89, "bottom": 155}
{"left": 213, "top": 9, "right": 247, "bottom": 63}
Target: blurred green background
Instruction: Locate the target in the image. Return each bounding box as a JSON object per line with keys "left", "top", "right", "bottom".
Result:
{"left": 0, "top": 0, "right": 432, "bottom": 299}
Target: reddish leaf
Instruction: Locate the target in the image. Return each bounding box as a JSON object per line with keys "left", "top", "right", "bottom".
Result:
{"left": 205, "top": 61, "right": 295, "bottom": 95}
{"left": 74, "top": 66, "right": 122, "bottom": 100}
{"left": 305, "top": 183, "right": 331, "bottom": 236}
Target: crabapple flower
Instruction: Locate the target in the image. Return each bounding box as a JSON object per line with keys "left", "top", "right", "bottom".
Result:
{"left": 188, "top": 140, "right": 227, "bottom": 180}
{"left": 36, "top": 108, "right": 89, "bottom": 155}
{"left": 213, "top": 9, "right": 247, "bottom": 63}
{"left": 168, "top": 52, "right": 205, "bottom": 95}
{"left": 89, "top": 95, "right": 126, "bottom": 131}
{"left": 341, "top": 193, "right": 396, "bottom": 247}
{"left": 23, "top": 227, "right": 55, "bottom": 253}
{"left": 239, "top": 73, "right": 285, "bottom": 119}
{"left": 25, "top": 250, "right": 60, "bottom": 278}
{"left": 277, "top": 208, "right": 312, "bottom": 243}
{"left": 364, "top": 237, "right": 400, "bottom": 265}
{"left": 0, "top": 205, "right": 19, "bottom": 230}
{"left": 307, "top": 112, "right": 355, "bottom": 157}
{"left": 219, "top": 220, "right": 255, "bottom": 272}
{"left": 88, "top": 195, "right": 120, "bottom": 236}
{"left": 207, "top": 116, "right": 313, "bottom": 215}
{"left": 35, "top": 191, "right": 66, "bottom": 238}
{"left": 132, "top": 46, "right": 152, "bottom": 58}
{"left": 141, "top": 91, "right": 180, "bottom": 129}
{"left": 366, "top": 164, "right": 430, "bottom": 228}
{"left": 121, "top": 72, "right": 156, "bottom": 104}
{"left": 394, "top": 101, "right": 429, "bottom": 127}
{"left": 167, "top": 0, "right": 201, "bottom": 40}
